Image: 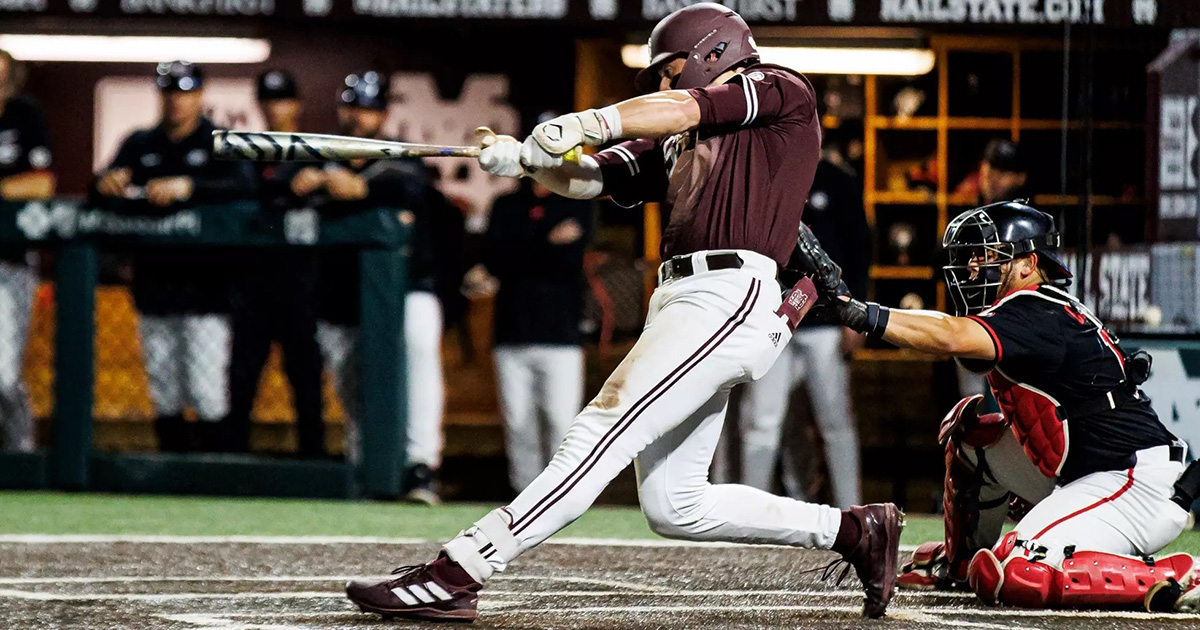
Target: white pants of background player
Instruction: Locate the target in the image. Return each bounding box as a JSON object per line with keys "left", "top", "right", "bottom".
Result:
{"left": 443, "top": 250, "right": 844, "bottom": 582}
{"left": 138, "top": 314, "right": 230, "bottom": 421}
{"left": 0, "top": 262, "right": 35, "bottom": 452}
{"left": 493, "top": 345, "right": 584, "bottom": 491}
{"left": 324, "top": 290, "right": 443, "bottom": 468}
{"left": 725, "top": 326, "right": 860, "bottom": 508}
{"left": 968, "top": 428, "right": 1187, "bottom": 567}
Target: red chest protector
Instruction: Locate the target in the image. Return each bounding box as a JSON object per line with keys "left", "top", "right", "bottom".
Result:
{"left": 986, "top": 370, "right": 1067, "bottom": 478}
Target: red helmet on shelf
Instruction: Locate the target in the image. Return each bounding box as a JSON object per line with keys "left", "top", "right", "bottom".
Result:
{"left": 635, "top": 3, "right": 759, "bottom": 94}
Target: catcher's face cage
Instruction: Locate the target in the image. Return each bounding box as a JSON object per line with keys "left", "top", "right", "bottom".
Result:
{"left": 942, "top": 209, "right": 1014, "bottom": 316}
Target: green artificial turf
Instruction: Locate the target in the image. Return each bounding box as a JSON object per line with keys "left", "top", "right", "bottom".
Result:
{"left": 0, "top": 492, "right": 1197, "bottom": 556}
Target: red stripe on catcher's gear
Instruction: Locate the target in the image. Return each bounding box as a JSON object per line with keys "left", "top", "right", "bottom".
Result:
{"left": 987, "top": 370, "right": 1067, "bottom": 478}
{"left": 967, "top": 532, "right": 1196, "bottom": 608}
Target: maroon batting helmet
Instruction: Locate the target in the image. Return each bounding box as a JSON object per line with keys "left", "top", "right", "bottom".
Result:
{"left": 635, "top": 3, "right": 759, "bottom": 94}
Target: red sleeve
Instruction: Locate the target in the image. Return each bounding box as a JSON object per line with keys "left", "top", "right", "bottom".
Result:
{"left": 592, "top": 139, "right": 668, "bottom": 208}
{"left": 686, "top": 67, "right": 816, "bottom": 129}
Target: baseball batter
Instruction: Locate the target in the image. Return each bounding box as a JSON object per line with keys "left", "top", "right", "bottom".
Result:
{"left": 808, "top": 201, "right": 1200, "bottom": 611}
{"left": 345, "top": 3, "right": 903, "bottom": 621}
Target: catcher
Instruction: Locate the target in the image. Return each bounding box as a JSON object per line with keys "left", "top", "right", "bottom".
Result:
{"left": 808, "top": 200, "right": 1200, "bottom": 611}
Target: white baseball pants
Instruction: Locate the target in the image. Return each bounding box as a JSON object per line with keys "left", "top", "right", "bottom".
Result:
{"left": 0, "top": 262, "right": 35, "bottom": 452}
{"left": 958, "top": 425, "right": 1057, "bottom": 553}
{"left": 443, "top": 251, "right": 844, "bottom": 583}
{"left": 138, "top": 314, "right": 230, "bottom": 421}
{"left": 325, "top": 291, "right": 444, "bottom": 468}
{"left": 730, "top": 326, "right": 861, "bottom": 508}
{"left": 1008, "top": 444, "right": 1189, "bottom": 567}
{"left": 493, "top": 344, "right": 584, "bottom": 491}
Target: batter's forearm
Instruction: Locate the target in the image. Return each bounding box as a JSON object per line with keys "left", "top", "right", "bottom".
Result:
{"left": 530, "top": 155, "right": 605, "bottom": 200}
{"left": 610, "top": 91, "right": 701, "bottom": 139}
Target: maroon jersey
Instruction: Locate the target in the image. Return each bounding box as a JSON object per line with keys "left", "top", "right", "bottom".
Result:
{"left": 592, "top": 64, "right": 821, "bottom": 267}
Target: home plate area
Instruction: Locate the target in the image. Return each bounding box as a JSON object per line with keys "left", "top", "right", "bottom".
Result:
{"left": 2, "top": 539, "right": 1199, "bottom": 630}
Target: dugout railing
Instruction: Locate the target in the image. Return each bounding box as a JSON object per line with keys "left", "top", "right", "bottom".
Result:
{"left": 0, "top": 200, "right": 411, "bottom": 499}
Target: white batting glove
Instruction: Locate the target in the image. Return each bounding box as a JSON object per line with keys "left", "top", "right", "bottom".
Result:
{"left": 520, "top": 136, "right": 564, "bottom": 171}
{"left": 478, "top": 134, "right": 525, "bottom": 178}
{"left": 531, "top": 108, "right": 618, "bottom": 155}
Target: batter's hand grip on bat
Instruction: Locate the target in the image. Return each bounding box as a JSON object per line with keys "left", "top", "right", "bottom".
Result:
{"left": 473, "top": 126, "right": 581, "bottom": 164}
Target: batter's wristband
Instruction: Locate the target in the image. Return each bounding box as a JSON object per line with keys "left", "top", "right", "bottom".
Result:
{"left": 865, "top": 302, "right": 890, "bottom": 339}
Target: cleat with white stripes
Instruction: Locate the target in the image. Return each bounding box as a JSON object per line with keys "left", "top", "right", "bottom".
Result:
{"left": 345, "top": 552, "right": 482, "bottom": 622}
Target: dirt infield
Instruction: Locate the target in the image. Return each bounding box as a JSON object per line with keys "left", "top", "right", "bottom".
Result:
{"left": 1, "top": 537, "right": 1198, "bottom": 630}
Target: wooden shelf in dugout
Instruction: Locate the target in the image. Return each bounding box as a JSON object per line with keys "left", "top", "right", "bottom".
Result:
{"left": 870, "top": 190, "right": 936, "bottom": 205}
{"left": 870, "top": 266, "right": 935, "bottom": 281}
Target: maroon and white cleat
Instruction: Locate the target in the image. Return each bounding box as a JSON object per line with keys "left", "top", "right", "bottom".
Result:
{"left": 843, "top": 503, "right": 905, "bottom": 618}
{"left": 345, "top": 552, "right": 482, "bottom": 622}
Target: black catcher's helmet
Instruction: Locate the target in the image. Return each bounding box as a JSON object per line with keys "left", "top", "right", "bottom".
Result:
{"left": 942, "top": 201, "right": 1072, "bottom": 316}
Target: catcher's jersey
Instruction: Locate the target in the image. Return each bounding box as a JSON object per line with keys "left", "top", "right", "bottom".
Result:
{"left": 592, "top": 64, "right": 821, "bottom": 267}
{"left": 962, "top": 284, "right": 1177, "bottom": 483}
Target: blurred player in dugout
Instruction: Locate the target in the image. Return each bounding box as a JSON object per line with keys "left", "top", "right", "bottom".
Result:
{"left": 223, "top": 69, "right": 325, "bottom": 456}
{"left": 0, "top": 49, "right": 55, "bottom": 452}
{"left": 92, "top": 61, "right": 255, "bottom": 451}
{"left": 718, "top": 144, "right": 871, "bottom": 508}
{"left": 484, "top": 145, "right": 593, "bottom": 493}
{"left": 308, "top": 71, "right": 463, "bottom": 502}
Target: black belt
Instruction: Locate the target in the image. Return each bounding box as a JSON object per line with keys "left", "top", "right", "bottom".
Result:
{"left": 659, "top": 252, "right": 744, "bottom": 284}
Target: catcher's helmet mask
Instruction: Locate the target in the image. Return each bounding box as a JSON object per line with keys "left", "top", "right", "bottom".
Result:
{"left": 942, "top": 201, "right": 1072, "bottom": 316}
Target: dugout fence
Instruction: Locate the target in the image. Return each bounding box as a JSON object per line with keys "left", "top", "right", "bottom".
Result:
{"left": 0, "top": 200, "right": 412, "bottom": 499}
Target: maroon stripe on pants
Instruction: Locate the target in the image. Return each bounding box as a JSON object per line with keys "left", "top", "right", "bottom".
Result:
{"left": 510, "top": 279, "right": 762, "bottom": 538}
{"left": 506, "top": 279, "right": 759, "bottom": 534}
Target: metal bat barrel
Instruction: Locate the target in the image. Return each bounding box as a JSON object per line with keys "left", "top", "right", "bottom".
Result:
{"left": 212, "top": 130, "right": 482, "bottom": 161}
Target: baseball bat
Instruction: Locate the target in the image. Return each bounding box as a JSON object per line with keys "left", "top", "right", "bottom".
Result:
{"left": 212, "top": 129, "right": 582, "bottom": 163}
{"left": 213, "top": 130, "right": 482, "bottom": 161}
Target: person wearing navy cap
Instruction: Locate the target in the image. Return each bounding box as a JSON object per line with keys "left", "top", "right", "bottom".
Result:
{"left": 92, "top": 60, "right": 256, "bottom": 452}
{"left": 0, "top": 48, "right": 54, "bottom": 453}
{"left": 224, "top": 69, "right": 327, "bottom": 456}
{"left": 297, "top": 71, "right": 457, "bottom": 502}
{"left": 256, "top": 69, "right": 300, "bottom": 131}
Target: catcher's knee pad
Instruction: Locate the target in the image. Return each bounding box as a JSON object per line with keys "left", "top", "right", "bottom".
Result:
{"left": 938, "top": 395, "right": 1008, "bottom": 447}
{"left": 1058, "top": 551, "right": 1195, "bottom": 608}
{"left": 968, "top": 536, "right": 1196, "bottom": 609}
{"left": 966, "top": 532, "right": 1022, "bottom": 605}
